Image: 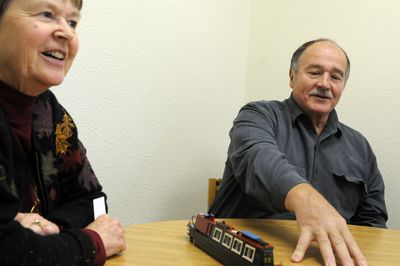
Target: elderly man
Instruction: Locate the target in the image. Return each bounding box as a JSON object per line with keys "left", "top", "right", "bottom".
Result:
{"left": 209, "top": 38, "right": 387, "bottom": 265}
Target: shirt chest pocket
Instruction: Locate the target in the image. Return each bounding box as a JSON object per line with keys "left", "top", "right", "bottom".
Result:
{"left": 332, "top": 172, "right": 367, "bottom": 219}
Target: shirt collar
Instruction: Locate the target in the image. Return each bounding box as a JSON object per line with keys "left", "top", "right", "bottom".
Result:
{"left": 287, "top": 93, "right": 342, "bottom": 137}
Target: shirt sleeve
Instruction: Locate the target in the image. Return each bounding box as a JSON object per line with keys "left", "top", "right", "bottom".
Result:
{"left": 82, "top": 228, "right": 107, "bottom": 266}
{"left": 0, "top": 219, "right": 97, "bottom": 265}
{"left": 350, "top": 147, "right": 388, "bottom": 228}
{"left": 228, "top": 102, "right": 308, "bottom": 211}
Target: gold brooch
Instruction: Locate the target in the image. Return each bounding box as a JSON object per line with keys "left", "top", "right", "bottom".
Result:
{"left": 55, "top": 112, "right": 75, "bottom": 156}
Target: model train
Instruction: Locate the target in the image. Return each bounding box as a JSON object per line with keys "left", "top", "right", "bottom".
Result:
{"left": 187, "top": 213, "right": 275, "bottom": 266}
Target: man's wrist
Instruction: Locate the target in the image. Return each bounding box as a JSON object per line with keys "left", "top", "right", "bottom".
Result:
{"left": 284, "top": 183, "right": 314, "bottom": 212}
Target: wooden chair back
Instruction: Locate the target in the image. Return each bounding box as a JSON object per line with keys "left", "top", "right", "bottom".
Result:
{"left": 207, "top": 178, "right": 222, "bottom": 209}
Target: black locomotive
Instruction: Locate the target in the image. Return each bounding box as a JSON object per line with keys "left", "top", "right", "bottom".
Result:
{"left": 187, "top": 213, "right": 275, "bottom": 266}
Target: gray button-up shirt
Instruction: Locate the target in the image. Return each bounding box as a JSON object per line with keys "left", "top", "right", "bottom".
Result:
{"left": 210, "top": 95, "right": 387, "bottom": 227}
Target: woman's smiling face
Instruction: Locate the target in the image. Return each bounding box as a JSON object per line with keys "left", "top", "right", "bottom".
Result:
{"left": 0, "top": 0, "right": 81, "bottom": 95}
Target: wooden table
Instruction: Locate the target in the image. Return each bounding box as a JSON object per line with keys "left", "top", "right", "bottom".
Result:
{"left": 106, "top": 219, "right": 400, "bottom": 265}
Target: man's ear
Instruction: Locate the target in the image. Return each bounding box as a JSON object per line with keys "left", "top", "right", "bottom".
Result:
{"left": 289, "top": 70, "right": 294, "bottom": 88}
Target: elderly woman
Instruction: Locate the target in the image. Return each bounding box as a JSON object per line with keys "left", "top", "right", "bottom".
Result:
{"left": 0, "top": 0, "right": 125, "bottom": 265}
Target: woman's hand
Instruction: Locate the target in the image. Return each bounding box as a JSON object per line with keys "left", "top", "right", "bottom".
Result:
{"left": 86, "top": 214, "right": 126, "bottom": 257}
{"left": 14, "top": 213, "right": 60, "bottom": 236}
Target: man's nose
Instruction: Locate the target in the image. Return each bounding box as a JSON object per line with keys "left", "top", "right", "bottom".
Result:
{"left": 316, "top": 73, "right": 330, "bottom": 89}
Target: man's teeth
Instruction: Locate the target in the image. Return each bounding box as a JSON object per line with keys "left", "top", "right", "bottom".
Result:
{"left": 43, "top": 51, "right": 65, "bottom": 60}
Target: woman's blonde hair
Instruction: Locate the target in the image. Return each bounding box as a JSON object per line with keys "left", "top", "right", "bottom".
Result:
{"left": 1, "top": 0, "right": 83, "bottom": 19}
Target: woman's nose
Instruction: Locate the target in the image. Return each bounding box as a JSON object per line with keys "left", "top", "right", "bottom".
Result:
{"left": 53, "top": 19, "right": 75, "bottom": 40}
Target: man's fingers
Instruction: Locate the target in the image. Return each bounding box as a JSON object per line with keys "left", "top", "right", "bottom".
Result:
{"left": 343, "top": 231, "right": 368, "bottom": 266}
{"left": 316, "top": 232, "right": 337, "bottom": 266}
{"left": 291, "top": 228, "right": 313, "bottom": 262}
{"left": 328, "top": 234, "right": 354, "bottom": 266}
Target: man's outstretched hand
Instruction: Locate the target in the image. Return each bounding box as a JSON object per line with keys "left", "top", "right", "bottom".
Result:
{"left": 285, "top": 183, "right": 367, "bottom": 266}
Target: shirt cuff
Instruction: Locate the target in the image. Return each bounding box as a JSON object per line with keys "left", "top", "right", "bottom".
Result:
{"left": 272, "top": 168, "right": 309, "bottom": 211}
{"left": 82, "top": 228, "right": 106, "bottom": 266}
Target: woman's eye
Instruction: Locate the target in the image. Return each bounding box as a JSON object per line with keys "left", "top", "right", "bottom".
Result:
{"left": 40, "top": 11, "right": 53, "bottom": 18}
{"left": 68, "top": 20, "right": 78, "bottom": 29}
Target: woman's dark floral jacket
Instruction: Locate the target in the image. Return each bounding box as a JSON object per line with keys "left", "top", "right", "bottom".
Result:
{"left": 0, "top": 89, "right": 106, "bottom": 265}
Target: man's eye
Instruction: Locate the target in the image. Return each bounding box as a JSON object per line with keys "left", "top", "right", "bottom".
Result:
{"left": 331, "top": 75, "right": 342, "bottom": 81}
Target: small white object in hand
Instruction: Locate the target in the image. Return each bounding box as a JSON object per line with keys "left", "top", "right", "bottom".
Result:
{"left": 93, "top": 196, "right": 106, "bottom": 219}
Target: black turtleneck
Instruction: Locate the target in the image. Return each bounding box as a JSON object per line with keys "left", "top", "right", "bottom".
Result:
{"left": 0, "top": 80, "right": 37, "bottom": 153}
{"left": 0, "top": 80, "right": 39, "bottom": 213}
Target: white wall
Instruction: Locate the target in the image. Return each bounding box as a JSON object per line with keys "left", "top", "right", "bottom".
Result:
{"left": 54, "top": 1, "right": 250, "bottom": 224}
{"left": 52, "top": 0, "right": 400, "bottom": 229}
{"left": 246, "top": 0, "right": 400, "bottom": 229}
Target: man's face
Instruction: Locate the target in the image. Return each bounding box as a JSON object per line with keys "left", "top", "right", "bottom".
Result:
{"left": 289, "top": 41, "right": 348, "bottom": 121}
{"left": 0, "top": 0, "right": 80, "bottom": 96}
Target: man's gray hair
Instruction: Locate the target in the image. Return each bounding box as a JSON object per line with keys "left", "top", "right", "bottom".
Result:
{"left": 290, "top": 38, "right": 351, "bottom": 81}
